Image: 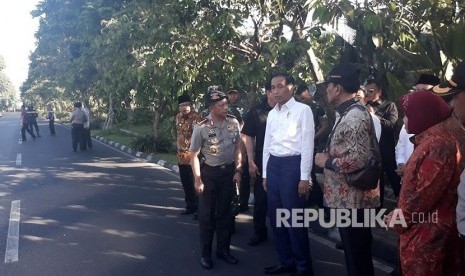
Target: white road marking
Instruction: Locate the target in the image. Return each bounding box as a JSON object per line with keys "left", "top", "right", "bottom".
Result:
{"left": 16, "top": 154, "right": 21, "bottom": 166}
{"left": 5, "top": 200, "right": 20, "bottom": 263}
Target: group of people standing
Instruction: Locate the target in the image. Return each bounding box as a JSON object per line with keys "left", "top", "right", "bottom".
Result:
{"left": 20, "top": 104, "right": 41, "bottom": 141}
{"left": 20, "top": 101, "right": 93, "bottom": 154}
{"left": 175, "top": 60, "right": 465, "bottom": 276}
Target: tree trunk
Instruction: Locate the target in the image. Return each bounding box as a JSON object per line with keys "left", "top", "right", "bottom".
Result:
{"left": 152, "top": 99, "right": 167, "bottom": 139}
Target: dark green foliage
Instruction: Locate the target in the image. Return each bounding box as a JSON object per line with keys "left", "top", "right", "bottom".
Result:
{"left": 129, "top": 133, "right": 174, "bottom": 154}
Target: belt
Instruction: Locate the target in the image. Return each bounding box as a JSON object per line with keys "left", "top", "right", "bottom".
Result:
{"left": 204, "top": 163, "right": 234, "bottom": 169}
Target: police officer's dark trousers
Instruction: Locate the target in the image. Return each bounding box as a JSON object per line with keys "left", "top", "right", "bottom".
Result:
{"left": 253, "top": 150, "right": 267, "bottom": 238}
{"left": 267, "top": 155, "right": 313, "bottom": 274}
{"left": 71, "top": 123, "right": 86, "bottom": 152}
{"left": 49, "top": 119, "right": 55, "bottom": 135}
{"left": 21, "top": 123, "right": 35, "bottom": 141}
{"left": 179, "top": 164, "right": 198, "bottom": 212}
{"left": 199, "top": 163, "right": 234, "bottom": 258}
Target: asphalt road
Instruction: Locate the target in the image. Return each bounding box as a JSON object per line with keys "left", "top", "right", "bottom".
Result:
{"left": 0, "top": 112, "right": 394, "bottom": 276}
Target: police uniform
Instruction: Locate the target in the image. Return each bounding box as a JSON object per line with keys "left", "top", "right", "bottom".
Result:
{"left": 190, "top": 87, "right": 242, "bottom": 267}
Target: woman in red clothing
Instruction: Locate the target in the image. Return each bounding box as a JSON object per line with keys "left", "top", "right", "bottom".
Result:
{"left": 385, "top": 91, "right": 464, "bottom": 275}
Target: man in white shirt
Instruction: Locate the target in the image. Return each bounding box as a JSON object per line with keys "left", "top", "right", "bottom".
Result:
{"left": 262, "top": 72, "right": 315, "bottom": 276}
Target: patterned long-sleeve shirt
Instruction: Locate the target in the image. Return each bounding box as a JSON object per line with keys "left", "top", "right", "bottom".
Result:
{"left": 323, "top": 99, "right": 380, "bottom": 209}
{"left": 176, "top": 111, "right": 200, "bottom": 165}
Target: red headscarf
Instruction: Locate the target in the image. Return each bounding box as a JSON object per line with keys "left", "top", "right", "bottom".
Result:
{"left": 399, "top": 91, "right": 452, "bottom": 135}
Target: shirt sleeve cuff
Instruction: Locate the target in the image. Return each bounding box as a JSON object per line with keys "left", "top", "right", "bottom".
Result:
{"left": 325, "top": 158, "right": 335, "bottom": 170}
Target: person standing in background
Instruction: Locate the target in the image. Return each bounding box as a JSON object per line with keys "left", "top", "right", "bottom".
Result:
{"left": 365, "top": 79, "right": 400, "bottom": 202}
{"left": 241, "top": 80, "right": 276, "bottom": 246}
{"left": 47, "top": 104, "right": 56, "bottom": 136}
{"left": 176, "top": 94, "right": 201, "bottom": 217}
{"left": 82, "top": 104, "right": 92, "bottom": 150}
{"left": 227, "top": 89, "right": 250, "bottom": 213}
{"left": 70, "top": 101, "right": 87, "bottom": 152}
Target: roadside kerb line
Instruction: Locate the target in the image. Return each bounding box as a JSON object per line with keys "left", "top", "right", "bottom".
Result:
{"left": 5, "top": 200, "right": 20, "bottom": 263}
{"left": 16, "top": 153, "right": 21, "bottom": 166}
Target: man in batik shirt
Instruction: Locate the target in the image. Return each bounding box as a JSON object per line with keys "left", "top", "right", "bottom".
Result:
{"left": 176, "top": 94, "right": 201, "bottom": 216}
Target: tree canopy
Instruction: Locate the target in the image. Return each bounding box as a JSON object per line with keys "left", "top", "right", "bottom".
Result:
{"left": 21, "top": 0, "right": 465, "bottom": 135}
{"left": 0, "top": 55, "right": 16, "bottom": 110}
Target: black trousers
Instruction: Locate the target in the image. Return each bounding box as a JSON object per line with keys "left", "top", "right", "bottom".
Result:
{"left": 252, "top": 154, "right": 267, "bottom": 238}
{"left": 49, "top": 119, "right": 55, "bottom": 135}
{"left": 380, "top": 143, "right": 401, "bottom": 200}
{"left": 199, "top": 163, "right": 234, "bottom": 257}
{"left": 71, "top": 123, "right": 86, "bottom": 151}
{"left": 29, "top": 120, "right": 40, "bottom": 135}
{"left": 338, "top": 209, "right": 375, "bottom": 276}
{"left": 239, "top": 158, "right": 250, "bottom": 209}
{"left": 21, "top": 123, "right": 35, "bottom": 140}
{"left": 178, "top": 164, "right": 198, "bottom": 212}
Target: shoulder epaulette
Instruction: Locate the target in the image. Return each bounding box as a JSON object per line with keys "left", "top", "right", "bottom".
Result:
{"left": 197, "top": 118, "right": 208, "bottom": 125}
{"left": 227, "top": 114, "right": 236, "bottom": 119}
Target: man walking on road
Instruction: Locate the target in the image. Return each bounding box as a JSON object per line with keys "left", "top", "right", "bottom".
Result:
{"left": 21, "top": 105, "right": 36, "bottom": 141}
{"left": 189, "top": 86, "right": 242, "bottom": 270}
{"left": 262, "top": 72, "right": 315, "bottom": 276}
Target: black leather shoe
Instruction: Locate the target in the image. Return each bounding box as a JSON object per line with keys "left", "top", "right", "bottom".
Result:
{"left": 248, "top": 235, "right": 267, "bottom": 246}
{"left": 216, "top": 252, "right": 238, "bottom": 265}
{"left": 335, "top": 242, "right": 344, "bottom": 250}
{"left": 264, "top": 264, "right": 296, "bottom": 274}
{"left": 290, "top": 271, "right": 313, "bottom": 276}
{"left": 200, "top": 257, "right": 213, "bottom": 269}
{"left": 180, "top": 209, "right": 196, "bottom": 215}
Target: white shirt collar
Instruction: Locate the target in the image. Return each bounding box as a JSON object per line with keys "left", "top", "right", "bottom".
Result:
{"left": 275, "top": 96, "right": 296, "bottom": 111}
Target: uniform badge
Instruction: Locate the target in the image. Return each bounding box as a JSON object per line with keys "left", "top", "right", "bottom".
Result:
{"left": 210, "top": 145, "right": 218, "bottom": 154}
{"left": 211, "top": 137, "right": 219, "bottom": 144}
{"left": 208, "top": 127, "right": 215, "bottom": 135}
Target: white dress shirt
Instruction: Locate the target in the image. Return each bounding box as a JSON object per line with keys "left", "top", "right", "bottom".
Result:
{"left": 370, "top": 113, "right": 382, "bottom": 142}
{"left": 263, "top": 97, "right": 315, "bottom": 181}
{"left": 395, "top": 124, "right": 414, "bottom": 165}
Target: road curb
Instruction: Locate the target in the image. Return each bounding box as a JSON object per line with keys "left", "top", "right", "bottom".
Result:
{"left": 94, "top": 135, "right": 179, "bottom": 173}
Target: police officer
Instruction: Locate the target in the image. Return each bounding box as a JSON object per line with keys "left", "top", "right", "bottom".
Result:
{"left": 190, "top": 85, "right": 242, "bottom": 270}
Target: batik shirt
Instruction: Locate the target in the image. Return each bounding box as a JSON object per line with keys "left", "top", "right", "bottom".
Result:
{"left": 323, "top": 98, "right": 380, "bottom": 209}
{"left": 176, "top": 111, "right": 200, "bottom": 165}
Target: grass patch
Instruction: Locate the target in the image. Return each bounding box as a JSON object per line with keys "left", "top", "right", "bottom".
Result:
{"left": 156, "top": 153, "right": 178, "bottom": 165}
{"left": 92, "top": 127, "right": 178, "bottom": 165}
{"left": 117, "top": 122, "right": 153, "bottom": 136}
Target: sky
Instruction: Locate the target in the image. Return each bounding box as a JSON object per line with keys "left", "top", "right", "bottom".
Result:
{"left": 0, "top": 1, "right": 40, "bottom": 96}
